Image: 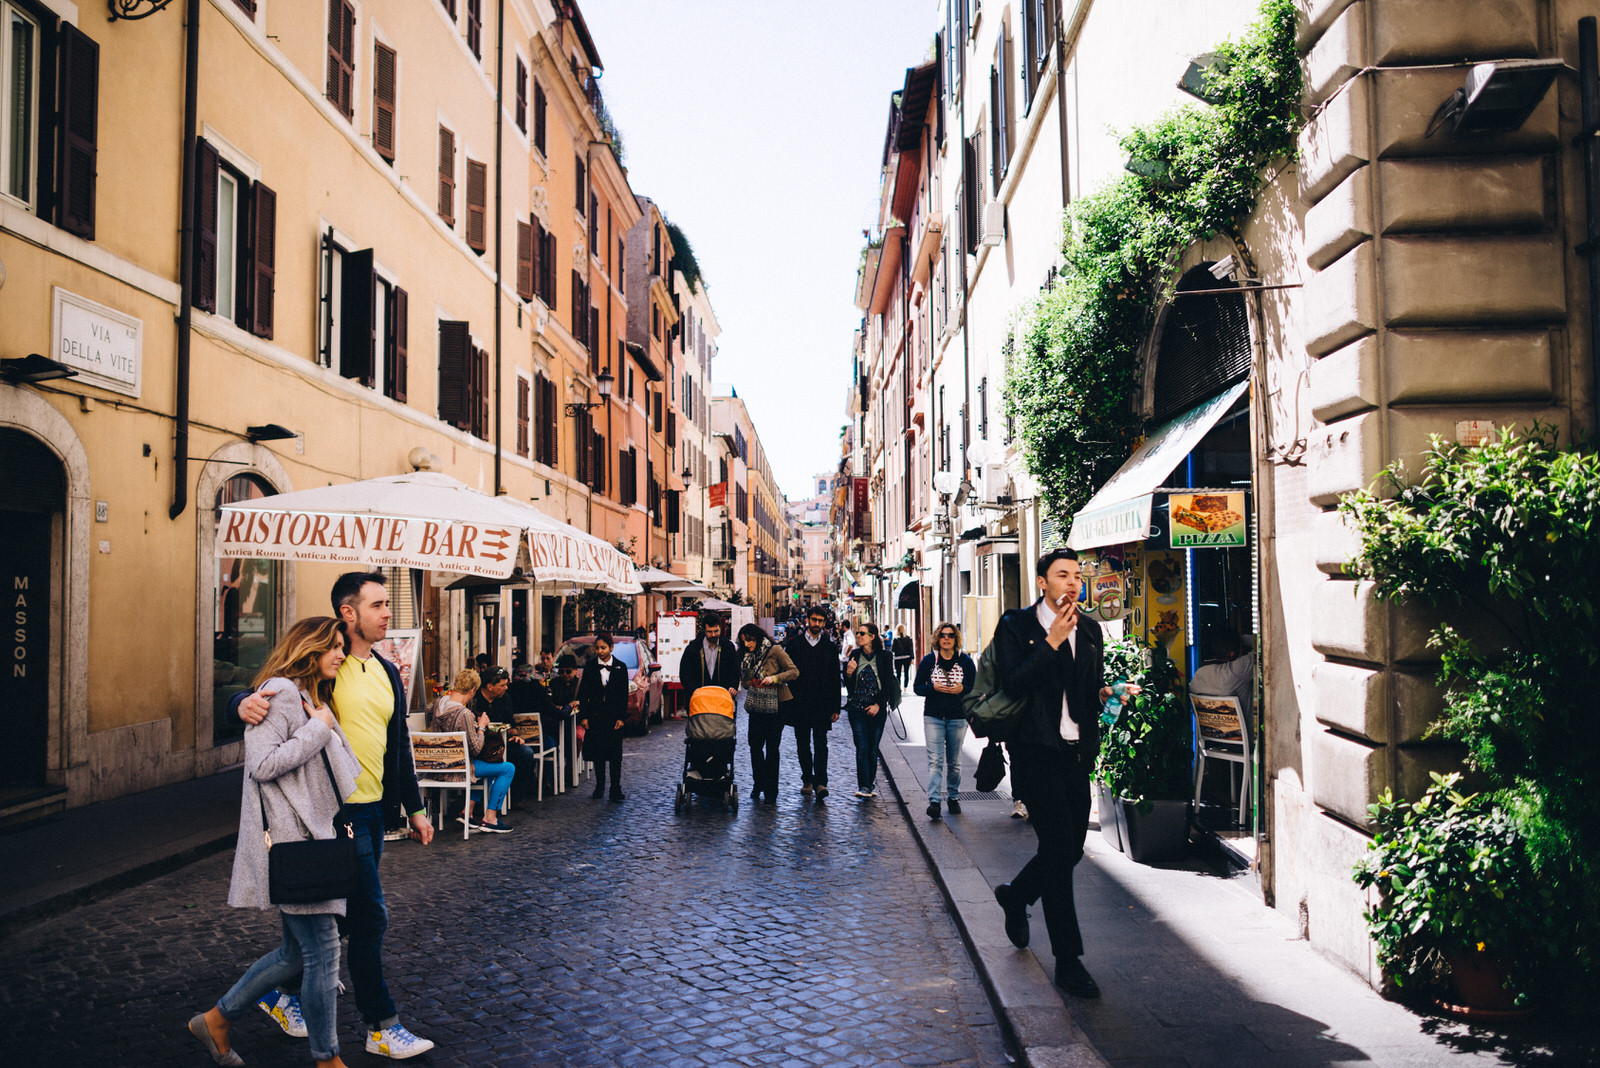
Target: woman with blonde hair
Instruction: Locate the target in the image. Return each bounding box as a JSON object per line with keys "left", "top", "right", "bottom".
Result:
{"left": 912, "top": 622, "right": 977, "bottom": 821}
{"left": 189, "top": 617, "right": 359, "bottom": 1068}
{"left": 428, "top": 668, "right": 515, "bottom": 832}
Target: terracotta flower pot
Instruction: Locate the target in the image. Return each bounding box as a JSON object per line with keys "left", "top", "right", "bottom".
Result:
{"left": 1435, "top": 949, "right": 1534, "bottom": 1022}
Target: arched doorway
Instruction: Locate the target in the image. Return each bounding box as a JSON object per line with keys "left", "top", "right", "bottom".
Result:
{"left": 212, "top": 473, "right": 284, "bottom": 745}
{"left": 0, "top": 429, "right": 66, "bottom": 792}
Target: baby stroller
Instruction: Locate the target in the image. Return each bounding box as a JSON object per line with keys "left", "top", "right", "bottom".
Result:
{"left": 675, "top": 687, "right": 738, "bottom": 813}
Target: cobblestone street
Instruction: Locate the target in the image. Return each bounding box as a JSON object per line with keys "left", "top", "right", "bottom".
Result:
{"left": 1, "top": 720, "right": 1012, "bottom": 1068}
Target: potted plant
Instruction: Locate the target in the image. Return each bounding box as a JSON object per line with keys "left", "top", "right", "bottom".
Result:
{"left": 1353, "top": 772, "right": 1554, "bottom": 1019}
{"left": 1095, "top": 637, "right": 1193, "bottom": 863}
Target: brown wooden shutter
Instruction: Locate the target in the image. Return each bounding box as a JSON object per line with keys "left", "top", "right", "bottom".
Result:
{"left": 570, "top": 271, "right": 584, "bottom": 347}
{"left": 533, "top": 82, "right": 547, "bottom": 155}
{"left": 247, "top": 182, "right": 276, "bottom": 338}
{"left": 516, "top": 221, "right": 534, "bottom": 300}
{"left": 541, "top": 230, "right": 557, "bottom": 305}
{"left": 387, "top": 286, "right": 408, "bottom": 402}
{"left": 574, "top": 157, "right": 585, "bottom": 213}
{"left": 666, "top": 410, "right": 676, "bottom": 449}
{"left": 514, "top": 58, "right": 527, "bottom": 133}
{"left": 438, "top": 320, "right": 472, "bottom": 429}
{"left": 327, "top": 0, "right": 354, "bottom": 118}
{"left": 589, "top": 305, "right": 600, "bottom": 362}
{"left": 666, "top": 489, "right": 680, "bottom": 534}
{"left": 439, "top": 0, "right": 455, "bottom": 17}
{"left": 437, "top": 126, "right": 455, "bottom": 224}
{"left": 340, "top": 248, "right": 375, "bottom": 385}
{"left": 516, "top": 377, "right": 530, "bottom": 456}
{"left": 57, "top": 23, "right": 98, "bottom": 240}
{"left": 475, "top": 346, "right": 490, "bottom": 438}
{"left": 465, "top": 158, "right": 486, "bottom": 253}
{"left": 466, "top": 0, "right": 482, "bottom": 58}
{"left": 542, "top": 377, "right": 558, "bottom": 464}
{"left": 193, "top": 137, "right": 219, "bottom": 314}
{"left": 373, "top": 42, "right": 396, "bottom": 162}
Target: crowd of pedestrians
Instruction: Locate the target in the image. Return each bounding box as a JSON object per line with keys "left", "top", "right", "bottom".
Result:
{"left": 189, "top": 547, "right": 1118, "bottom": 1064}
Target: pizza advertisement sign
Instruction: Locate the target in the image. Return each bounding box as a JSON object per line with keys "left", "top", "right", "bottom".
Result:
{"left": 1168, "top": 492, "right": 1246, "bottom": 548}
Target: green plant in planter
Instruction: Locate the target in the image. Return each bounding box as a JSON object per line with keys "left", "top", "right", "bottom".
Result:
{"left": 1353, "top": 773, "right": 1557, "bottom": 1005}
{"left": 1095, "top": 636, "right": 1191, "bottom": 804}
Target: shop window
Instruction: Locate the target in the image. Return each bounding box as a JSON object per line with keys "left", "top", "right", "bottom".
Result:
{"left": 214, "top": 474, "right": 280, "bottom": 744}
{"left": 1152, "top": 263, "right": 1252, "bottom": 422}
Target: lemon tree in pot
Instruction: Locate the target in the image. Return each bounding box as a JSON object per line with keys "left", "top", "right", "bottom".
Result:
{"left": 1095, "top": 637, "right": 1192, "bottom": 863}
{"left": 1353, "top": 773, "right": 1556, "bottom": 1018}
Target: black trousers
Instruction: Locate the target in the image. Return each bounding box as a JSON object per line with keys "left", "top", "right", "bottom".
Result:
{"left": 590, "top": 753, "right": 622, "bottom": 795}
{"left": 791, "top": 718, "right": 831, "bottom": 788}
{"left": 1008, "top": 742, "right": 1091, "bottom": 960}
{"left": 747, "top": 713, "right": 784, "bottom": 797}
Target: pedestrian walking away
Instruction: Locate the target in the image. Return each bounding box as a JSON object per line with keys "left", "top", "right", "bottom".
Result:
{"left": 738, "top": 622, "right": 798, "bottom": 802}
{"left": 578, "top": 632, "right": 630, "bottom": 801}
{"left": 782, "top": 607, "right": 842, "bottom": 801}
{"left": 430, "top": 669, "right": 515, "bottom": 832}
{"left": 843, "top": 622, "right": 900, "bottom": 798}
{"left": 990, "top": 548, "right": 1138, "bottom": 1000}
{"left": 892, "top": 625, "right": 915, "bottom": 686}
{"left": 912, "top": 622, "right": 976, "bottom": 821}
{"left": 233, "top": 571, "right": 436, "bottom": 1060}
{"left": 190, "top": 616, "right": 360, "bottom": 1068}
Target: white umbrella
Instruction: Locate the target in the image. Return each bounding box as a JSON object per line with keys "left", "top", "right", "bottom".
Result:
{"left": 216, "top": 471, "right": 639, "bottom": 594}
{"left": 632, "top": 566, "right": 681, "bottom": 587}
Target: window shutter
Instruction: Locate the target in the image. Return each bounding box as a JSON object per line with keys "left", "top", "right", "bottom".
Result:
{"left": 437, "top": 126, "right": 455, "bottom": 224}
{"left": 327, "top": 0, "right": 354, "bottom": 118}
{"left": 542, "top": 230, "right": 557, "bottom": 305}
{"left": 515, "top": 58, "right": 527, "bottom": 133}
{"left": 57, "top": 23, "right": 98, "bottom": 240}
{"left": 570, "top": 271, "right": 584, "bottom": 347}
{"left": 666, "top": 409, "right": 676, "bottom": 449}
{"left": 247, "top": 182, "right": 276, "bottom": 338}
{"left": 574, "top": 157, "right": 585, "bottom": 213}
{"left": 516, "top": 221, "right": 534, "bottom": 300}
{"left": 516, "top": 377, "right": 530, "bottom": 456}
{"left": 533, "top": 81, "right": 547, "bottom": 154}
{"left": 474, "top": 346, "right": 490, "bottom": 438}
{"left": 373, "top": 42, "right": 396, "bottom": 162}
{"left": 440, "top": 0, "right": 455, "bottom": 17}
{"left": 193, "top": 137, "right": 219, "bottom": 314}
{"left": 542, "top": 376, "right": 558, "bottom": 465}
{"left": 589, "top": 305, "right": 600, "bottom": 361}
{"left": 438, "top": 320, "right": 472, "bottom": 429}
{"left": 465, "top": 158, "right": 487, "bottom": 253}
{"left": 340, "top": 248, "right": 376, "bottom": 385}
{"left": 667, "top": 489, "right": 680, "bottom": 534}
{"left": 466, "top": 0, "right": 482, "bottom": 56}
{"left": 387, "top": 286, "right": 408, "bottom": 402}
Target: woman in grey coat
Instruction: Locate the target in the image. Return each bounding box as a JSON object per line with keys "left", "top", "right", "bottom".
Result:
{"left": 189, "top": 617, "right": 360, "bottom": 1068}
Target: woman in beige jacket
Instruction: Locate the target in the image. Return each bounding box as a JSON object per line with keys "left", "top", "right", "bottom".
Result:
{"left": 738, "top": 623, "right": 799, "bottom": 802}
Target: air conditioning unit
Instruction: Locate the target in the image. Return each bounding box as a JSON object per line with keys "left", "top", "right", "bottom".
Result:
{"left": 980, "top": 200, "right": 1005, "bottom": 247}
{"left": 981, "top": 461, "right": 1010, "bottom": 504}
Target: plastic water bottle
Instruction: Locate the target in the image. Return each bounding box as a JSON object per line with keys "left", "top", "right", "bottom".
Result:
{"left": 1101, "top": 681, "right": 1129, "bottom": 725}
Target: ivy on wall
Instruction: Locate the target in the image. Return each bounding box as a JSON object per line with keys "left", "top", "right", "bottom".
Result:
{"left": 1004, "top": 0, "right": 1302, "bottom": 521}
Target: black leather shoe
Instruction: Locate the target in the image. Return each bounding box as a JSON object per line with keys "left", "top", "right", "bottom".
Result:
{"left": 926, "top": 802, "right": 941, "bottom": 820}
{"left": 994, "top": 883, "right": 1030, "bottom": 948}
{"left": 609, "top": 791, "right": 626, "bottom": 802}
{"left": 1055, "top": 958, "right": 1101, "bottom": 999}
{"left": 591, "top": 786, "right": 604, "bottom": 799}
{"left": 947, "top": 798, "right": 962, "bottom": 815}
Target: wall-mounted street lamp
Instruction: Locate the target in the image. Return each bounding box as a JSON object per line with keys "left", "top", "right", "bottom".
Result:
{"left": 564, "top": 367, "right": 614, "bottom": 417}
{"left": 1, "top": 353, "right": 78, "bottom": 384}
{"left": 1427, "top": 58, "right": 1564, "bottom": 137}
{"left": 246, "top": 423, "right": 298, "bottom": 443}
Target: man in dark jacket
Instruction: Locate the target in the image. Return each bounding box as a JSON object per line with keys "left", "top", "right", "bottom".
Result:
{"left": 678, "top": 613, "right": 740, "bottom": 697}
{"left": 782, "top": 606, "right": 842, "bottom": 801}
{"left": 991, "top": 548, "right": 1119, "bottom": 1000}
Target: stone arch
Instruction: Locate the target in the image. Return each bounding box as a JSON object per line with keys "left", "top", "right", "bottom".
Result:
{"left": 0, "top": 386, "right": 91, "bottom": 798}
{"left": 193, "top": 442, "right": 296, "bottom": 776}
{"left": 1139, "top": 236, "right": 1251, "bottom": 420}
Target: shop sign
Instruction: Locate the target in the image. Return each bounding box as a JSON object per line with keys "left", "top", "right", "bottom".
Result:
{"left": 1068, "top": 494, "right": 1153, "bottom": 550}
{"left": 217, "top": 509, "right": 518, "bottom": 579}
{"left": 53, "top": 288, "right": 142, "bottom": 397}
{"left": 852, "top": 476, "right": 871, "bottom": 536}
{"left": 708, "top": 482, "right": 727, "bottom": 508}
{"left": 1089, "top": 572, "right": 1126, "bottom": 621}
{"left": 1168, "top": 492, "right": 1246, "bottom": 548}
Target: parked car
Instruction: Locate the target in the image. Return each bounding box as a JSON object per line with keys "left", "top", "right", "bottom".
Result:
{"left": 554, "top": 633, "right": 663, "bottom": 734}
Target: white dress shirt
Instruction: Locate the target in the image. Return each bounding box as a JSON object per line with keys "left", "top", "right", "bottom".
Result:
{"left": 1035, "top": 598, "right": 1080, "bottom": 742}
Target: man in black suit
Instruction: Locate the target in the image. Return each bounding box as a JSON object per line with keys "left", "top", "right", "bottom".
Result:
{"left": 991, "top": 547, "right": 1127, "bottom": 999}
{"left": 678, "top": 613, "right": 740, "bottom": 697}
{"left": 782, "top": 606, "right": 842, "bottom": 801}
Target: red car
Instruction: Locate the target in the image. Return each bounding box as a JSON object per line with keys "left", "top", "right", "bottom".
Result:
{"left": 554, "top": 634, "right": 663, "bottom": 734}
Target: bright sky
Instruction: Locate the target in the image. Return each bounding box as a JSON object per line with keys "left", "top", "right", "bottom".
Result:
{"left": 579, "top": 0, "right": 938, "bottom": 502}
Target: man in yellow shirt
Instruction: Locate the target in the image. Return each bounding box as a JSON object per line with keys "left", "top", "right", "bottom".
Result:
{"left": 238, "top": 572, "right": 435, "bottom": 1060}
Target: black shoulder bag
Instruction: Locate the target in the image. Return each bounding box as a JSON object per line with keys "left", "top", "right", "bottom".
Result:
{"left": 262, "top": 746, "right": 358, "bottom": 905}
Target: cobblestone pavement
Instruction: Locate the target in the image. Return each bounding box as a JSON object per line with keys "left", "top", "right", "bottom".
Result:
{"left": 1, "top": 720, "right": 1013, "bottom": 1068}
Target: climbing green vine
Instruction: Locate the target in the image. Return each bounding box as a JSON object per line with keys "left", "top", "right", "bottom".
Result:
{"left": 1004, "top": 0, "right": 1301, "bottom": 520}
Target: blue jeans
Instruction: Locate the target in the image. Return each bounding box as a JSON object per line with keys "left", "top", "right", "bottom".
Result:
{"left": 218, "top": 911, "right": 341, "bottom": 1061}
{"left": 848, "top": 707, "right": 889, "bottom": 790}
{"left": 924, "top": 715, "right": 967, "bottom": 802}
{"left": 340, "top": 801, "right": 398, "bottom": 1028}
{"left": 472, "top": 759, "right": 515, "bottom": 814}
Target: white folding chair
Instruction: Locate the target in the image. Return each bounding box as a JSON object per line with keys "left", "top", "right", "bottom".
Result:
{"left": 405, "top": 712, "right": 428, "bottom": 735}
{"left": 1192, "top": 694, "right": 1251, "bottom": 828}
{"left": 410, "top": 731, "right": 488, "bottom": 839}
{"left": 511, "top": 713, "right": 563, "bottom": 800}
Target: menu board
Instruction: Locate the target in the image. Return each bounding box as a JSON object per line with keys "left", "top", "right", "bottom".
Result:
{"left": 654, "top": 612, "right": 698, "bottom": 685}
{"left": 1143, "top": 551, "right": 1186, "bottom": 661}
{"left": 1168, "top": 492, "right": 1246, "bottom": 548}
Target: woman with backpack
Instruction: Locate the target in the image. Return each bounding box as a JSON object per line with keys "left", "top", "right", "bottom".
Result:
{"left": 843, "top": 621, "right": 900, "bottom": 799}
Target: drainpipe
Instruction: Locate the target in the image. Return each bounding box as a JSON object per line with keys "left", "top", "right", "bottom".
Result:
{"left": 492, "top": 0, "right": 505, "bottom": 495}
{"left": 170, "top": 0, "right": 200, "bottom": 521}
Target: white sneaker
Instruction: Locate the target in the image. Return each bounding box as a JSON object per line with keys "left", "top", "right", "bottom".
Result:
{"left": 366, "top": 1022, "right": 435, "bottom": 1060}
{"left": 258, "top": 991, "right": 307, "bottom": 1038}
{"left": 1011, "top": 800, "right": 1029, "bottom": 820}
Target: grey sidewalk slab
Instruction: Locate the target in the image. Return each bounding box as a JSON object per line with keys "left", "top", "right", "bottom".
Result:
{"left": 877, "top": 694, "right": 1574, "bottom": 1068}
{"left": 0, "top": 766, "right": 242, "bottom": 938}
